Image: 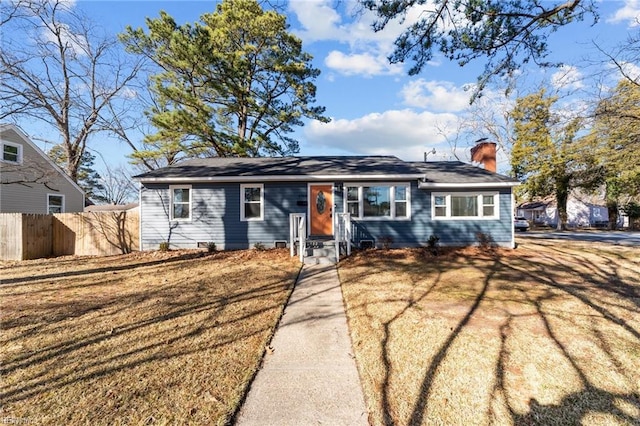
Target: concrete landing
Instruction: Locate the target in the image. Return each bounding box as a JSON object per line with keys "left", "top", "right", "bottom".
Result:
{"left": 235, "top": 264, "right": 368, "bottom": 426}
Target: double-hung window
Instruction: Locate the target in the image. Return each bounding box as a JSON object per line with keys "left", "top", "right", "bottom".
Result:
{"left": 2, "top": 141, "right": 21, "bottom": 164}
{"left": 344, "top": 183, "right": 410, "bottom": 220}
{"left": 47, "top": 194, "right": 64, "bottom": 214}
{"left": 241, "top": 184, "right": 263, "bottom": 221}
{"left": 170, "top": 186, "right": 191, "bottom": 220}
{"left": 432, "top": 192, "right": 499, "bottom": 219}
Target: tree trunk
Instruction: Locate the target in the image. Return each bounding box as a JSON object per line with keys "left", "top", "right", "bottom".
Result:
{"left": 555, "top": 178, "right": 570, "bottom": 231}
{"left": 607, "top": 201, "right": 619, "bottom": 230}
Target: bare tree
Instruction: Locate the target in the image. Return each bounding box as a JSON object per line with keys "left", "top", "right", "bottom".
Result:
{"left": 591, "top": 28, "right": 640, "bottom": 87}
{"left": 92, "top": 164, "right": 138, "bottom": 205}
{"left": 0, "top": 0, "right": 143, "bottom": 183}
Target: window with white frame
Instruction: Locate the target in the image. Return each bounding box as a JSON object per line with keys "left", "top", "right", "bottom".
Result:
{"left": 47, "top": 194, "right": 64, "bottom": 214}
{"left": 170, "top": 186, "right": 191, "bottom": 220}
{"left": 432, "top": 192, "right": 499, "bottom": 219}
{"left": 241, "top": 184, "right": 263, "bottom": 221}
{"left": 344, "top": 183, "right": 410, "bottom": 220}
{"left": 2, "top": 141, "right": 22, "bottom": 164}
{"left": 434, "top": 195, "right": 447, "bottom": 217}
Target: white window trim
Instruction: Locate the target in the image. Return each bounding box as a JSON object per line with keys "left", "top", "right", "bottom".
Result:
{"left": 170, "top": 185, "right": 192, "bottom": 221}
{"left": 1, "top": 140, "right": 23, "bottom": 164}
{"left": 344, "top": 182, "right": 411, "bottom": 221}
{"left": 240, "top": 183, "right": 264, "bottom": 221}
{"left": 431, "top": 191, "right": 500, "bottom": 220}
{"left": 47, "top": 193, "right": 65, "bottom": 214}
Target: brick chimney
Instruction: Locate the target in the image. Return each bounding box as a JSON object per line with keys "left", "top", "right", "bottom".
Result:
{"left": 470, "top": 140, "right": 497, "bottom": 173}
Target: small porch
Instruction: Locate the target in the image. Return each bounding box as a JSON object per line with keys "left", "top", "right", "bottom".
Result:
{"left": 289, "top": 212, "right": 352, "bottom": 264}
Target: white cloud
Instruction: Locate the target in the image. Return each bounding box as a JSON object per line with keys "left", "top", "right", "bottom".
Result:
{"left": 618, "top": 61, "right": 640, "bottom": 82}
{"left": 289, "top": 0, "right": 348, "bottom": 42}
{"left": 302, "top": 109, "right": 461, "bottom": 161}
{"left": 42, "top": 22, "right": 89, "bottom": 56}
{"left": 551, "top": 65, "right": 584, "bottom": 90}
{"left": 119, "top": 87, "right": 138, "bottom": 100}
{"left": 59, "top": 0, "right": 77, "bottom": 9}
{"left": 400, "top": 79, "right": 474, "bottom": 112}
{"left": 324, "top": 50, "right": 402, "bottom": 77}
{"left": 290, "top": 0, "right": 438, "bottom": 78}
{"left": 607, "top": 0, "right": 640, "bottom": 27}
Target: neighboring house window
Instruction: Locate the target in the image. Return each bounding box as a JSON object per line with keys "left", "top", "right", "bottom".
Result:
{"left": 170, "top": 186, "right": 191, "bottom": 220}
{"left": 2, "top": 141, "right": 22, "bottom": 164}
{"left": 344, "top": 183, "right": 410, "bottom": 220}
{"left": 432, "top": 192, "right": 500, "bottom": 219}
{"left": 241, "top": 184, "right": 264, "bottom": 221}
{"left": 47, "top": 194, "right": 64, "bottom": 214}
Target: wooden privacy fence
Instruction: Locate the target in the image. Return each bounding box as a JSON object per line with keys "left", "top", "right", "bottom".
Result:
{"left": 0, "top": 211, "right": 139, "bottom": 261}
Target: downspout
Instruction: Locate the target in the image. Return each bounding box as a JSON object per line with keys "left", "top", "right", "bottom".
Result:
{"left": 138, "top": 182, "right": 143, "bottom": 251}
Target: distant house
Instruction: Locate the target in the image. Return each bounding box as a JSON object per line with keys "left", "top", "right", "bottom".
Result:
{"left": 134, "top": 144, "right": 520, "bottom": 260}
{"left": 0, "top": 124, "right": 84, "bottom": 214}
{"left": 516, "top": 192, "right": 618, "bottom": 228}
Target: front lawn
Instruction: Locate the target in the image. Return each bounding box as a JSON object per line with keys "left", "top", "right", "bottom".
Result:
{"left": 1, "top": 249, "right": 300, "bottom": 425}
{"left": 339, "top": 240, "right": 640, "bottom": 425}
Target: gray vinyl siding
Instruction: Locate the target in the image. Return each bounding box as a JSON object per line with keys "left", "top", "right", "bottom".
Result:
{"left": 140, "top": 180, "right": 514, "bottom": 250}
{"left": 140, "top": 182, "right": 307, "bottom": 250}
{"left": 0, "top": 127, "right": 84, "bottom": 214}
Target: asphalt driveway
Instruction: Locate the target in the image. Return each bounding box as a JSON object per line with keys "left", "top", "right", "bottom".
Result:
{"left": 517, "top": 230, "right": 640, "bottom": 246}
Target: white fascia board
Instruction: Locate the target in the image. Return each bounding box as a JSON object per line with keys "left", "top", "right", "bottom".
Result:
{"left": 137, "top": 174, "right": 425, "bottom": 183}
{"left": 418, "top": 181, "right": 519, "bottom": 189}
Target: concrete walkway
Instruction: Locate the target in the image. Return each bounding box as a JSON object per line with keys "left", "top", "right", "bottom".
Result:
{"left": 235, "top": 264, "right": 369, "bottom": 426}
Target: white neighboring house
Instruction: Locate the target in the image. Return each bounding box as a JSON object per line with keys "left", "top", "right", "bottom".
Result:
{"left": 516, "top": 191, "right": 627, "bottom": 228}
{"left": 0, "top": 124, "right": 84, "bottom": 214}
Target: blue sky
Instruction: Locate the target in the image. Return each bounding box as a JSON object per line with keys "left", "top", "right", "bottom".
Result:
{"left": 22, "top": 0, "right": 640, "bottom": 174}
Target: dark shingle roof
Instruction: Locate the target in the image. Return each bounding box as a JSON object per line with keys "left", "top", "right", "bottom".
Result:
{"left": 135, "top": 156, "right": 418, "bottom": 179}
{"left": 134, "top": 155, "right": 519, "bottom": 186}
{"left": 410, "top": 161, "right": 518, "bottom": 186}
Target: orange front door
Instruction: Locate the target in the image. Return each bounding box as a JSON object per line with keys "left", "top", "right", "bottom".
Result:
{"left": 309, "top": 185, "right": 333, "bottom": 236}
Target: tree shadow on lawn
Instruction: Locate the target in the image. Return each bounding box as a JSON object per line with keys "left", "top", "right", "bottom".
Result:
{"left": 339, "top": 243, "right": 640, "bottom": 425}
{"left": 0, "top": 250, "right": 212, "bottom": 287}
{"left": 0, "top": 252, "right": 300, "bottom": 424}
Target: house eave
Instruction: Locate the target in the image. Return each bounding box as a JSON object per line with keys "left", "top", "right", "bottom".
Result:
{"left": 136, "top": 174, "right": 426, "bottom": 184}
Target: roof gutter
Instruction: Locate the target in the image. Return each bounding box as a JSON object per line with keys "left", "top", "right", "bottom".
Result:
{"left": 418, "top": 181, "right": 520, "bottom": 189}
{"left": 136, "top": 174, "right": 426, "bottom": 183}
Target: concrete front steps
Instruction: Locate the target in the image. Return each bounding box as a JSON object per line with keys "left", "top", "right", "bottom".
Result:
{"left": 303, "top": 239, "right": 338, "bottom": 265}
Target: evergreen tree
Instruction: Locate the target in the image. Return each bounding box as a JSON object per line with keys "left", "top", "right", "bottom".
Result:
{"left": 586, "top": 80, "right": 640, "bottom": 228}
{"left": 510, "top": 89, "right": 600, "bottom": 230}
{"left": 48, "top": 145, "right": 105, "bottom": 203}
{"left": 361, "top": 0, "right": 596, "bottom": 98}
{"left": 120, "top": 0, "right": 329, "bottom": 168}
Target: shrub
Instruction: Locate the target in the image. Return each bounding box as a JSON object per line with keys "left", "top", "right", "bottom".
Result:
{"left": 206, "top": 242, "right": 217, "bottom": 253}
{"left": 426, "top": 235, "right": 440, "bottom": 256}
{"left": 476, "top": 232, "right": 496, "bottom": 251}
{"left": 253, "top": 242, "right": 266, "bottom": 251}
{"left": 159, "top": 241, "right": 170, "bottom": 252}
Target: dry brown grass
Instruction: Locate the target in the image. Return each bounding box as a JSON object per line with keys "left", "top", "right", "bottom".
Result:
{"left": 0, "top": 249, "right": 300, "bottom": 425}
{"left": 339, "top": 240, "right": 640, "bottom": 426}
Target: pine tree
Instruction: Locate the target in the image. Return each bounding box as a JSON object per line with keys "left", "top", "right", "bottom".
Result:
{"left": 121, "top": 0, "right": 329, "bottom": 168}
{"left": 510, "top": 89, "right": 601, "bottom": 230}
